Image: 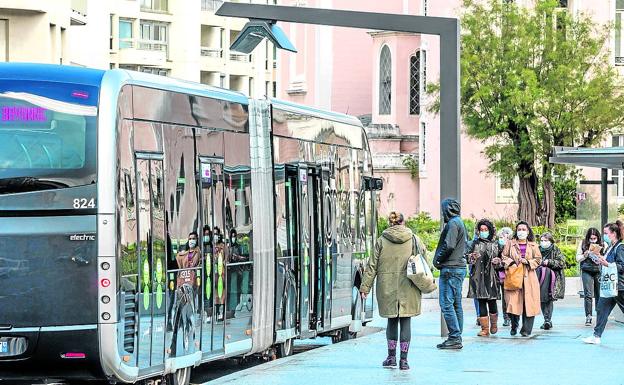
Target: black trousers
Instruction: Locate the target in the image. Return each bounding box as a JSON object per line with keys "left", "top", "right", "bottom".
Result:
{"left": 386, "top": 317, "right": 411, "bottom": 342}
{"left": 477, "top": 299, "right": 498, "bottom": 317}
{"left": 541, "top": 300, "right": 554, "bottom": 323}
{"left": 510, "top": 299, "right": 535, "bottom": 335}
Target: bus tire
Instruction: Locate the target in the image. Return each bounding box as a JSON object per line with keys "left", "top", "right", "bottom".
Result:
{"left": 166, "top": 366, "right": 191, "bottom": 385}
{"left": 277, "top": 338, "right": 293, "bottom": 358}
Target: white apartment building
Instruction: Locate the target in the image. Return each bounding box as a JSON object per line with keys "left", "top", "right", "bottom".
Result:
{"left": 0, "top": 0, "right": 277, "bottom": 98}
{"left": 0, "top": 0, "right": 87, "bottom": 64}
{"left": 108, "top": 0, "right": 277, "bottom": 98}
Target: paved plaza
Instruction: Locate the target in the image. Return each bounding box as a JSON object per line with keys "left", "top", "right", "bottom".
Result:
{"left": 208, "top": 297, "right": 624, "bottom": 385}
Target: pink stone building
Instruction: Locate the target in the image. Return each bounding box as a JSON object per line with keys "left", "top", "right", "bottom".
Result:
{"left": 276, "top": 0, "right": 623, "bottom": 222}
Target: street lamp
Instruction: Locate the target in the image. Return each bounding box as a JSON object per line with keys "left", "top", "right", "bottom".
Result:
{"left": 230, "top": 19, "right": 297, "bottom": 54}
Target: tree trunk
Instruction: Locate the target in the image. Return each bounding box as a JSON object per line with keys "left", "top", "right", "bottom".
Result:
{"left": 517, "top": 171, "right": 541, "bottom": 227}
{"left": 542, "top": 178, "right": 556, "bottom": 229}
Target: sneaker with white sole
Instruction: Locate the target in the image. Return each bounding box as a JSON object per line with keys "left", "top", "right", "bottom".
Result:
{"left": 582, "top": 335, "right": 601, "bottom": 345}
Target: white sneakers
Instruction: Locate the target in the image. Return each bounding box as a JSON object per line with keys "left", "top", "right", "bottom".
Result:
{"left": 582, "top": 335, "right": 601, "bottom": 345}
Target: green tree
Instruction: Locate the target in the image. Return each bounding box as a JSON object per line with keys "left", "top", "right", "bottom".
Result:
{"left": 456, "top": 0, "right": 624, "bottom": 228}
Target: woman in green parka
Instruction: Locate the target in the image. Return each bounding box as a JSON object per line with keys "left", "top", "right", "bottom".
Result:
{"left": 537, "top": 232, "right": 566, "bottom": 330}
{"left": 360, "top": 211, "right": 423, "bottom": 371}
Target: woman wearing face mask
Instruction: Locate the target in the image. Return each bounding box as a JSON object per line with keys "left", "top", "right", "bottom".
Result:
{"left": 576, "top": 228, "right": 603, "bottom": 326}
{"left": 583, "top": 221, "right": 624, "bottom": 345}
{"left": 537, "top": 233, "right": 565, "bottom": 330}
{"left": 175, "top": 231, "right": 201, "bottom": 286}
{"left": 502, "top": 221, "right": 542, "bottom": 336}
{"left": 496, "top": 227, "right": 514, "bottom": 327}
{"left": 466, "top": 219, "right": 501, "bottom": 336}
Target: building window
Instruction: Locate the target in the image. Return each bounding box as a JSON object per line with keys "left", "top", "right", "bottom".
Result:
{"left": 616, "top": 0, "right": 624, "bottom": 65}
{"left": 139, "top": 21, "right": 168, "bottom": 51}
{"left": 248, "top": 77, "right": 254, "bottom": 96}
{"left": 379, "top": 45, "right": 391, "bottom": 115}
{"left": 0, "top": 19, "right": 7, "bottom": 62}
{"left": 140, "top": 0, "right": 168, "bottom": 12}
{"left": 119, "top": 19, "right": 133, "bottom": 49}
{"left": 422, "top": 0, "right": 428, "bottom": 16}
{"left": 610, "top": 135, "right": 624, "bottom": 197}
{"left": 496, "top": 174, "right": 518, "bottom": 203}
{"left": 272, "top": 82, "right": 277, "bottom": 97}
{"left": 419, "top": 122, "right": 427, "bottom": 172}
{"left": 409, "top": 50, "right": 426, "bottom": 115}
{"left": 220, "top": 73, "right": 226, "bottom": 88}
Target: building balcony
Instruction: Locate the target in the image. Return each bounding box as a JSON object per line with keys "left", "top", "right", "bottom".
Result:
{"left": 365, "top": 124, "right": 400, "bottom": 139}
{"left": 117, "top": 39, "right": 168, "bottom": 66}
{"left": 201, "top": 47, "right": 223, "bottom": 58}
{"left": 201, "top": 0, "right": 224, "bottom": 12}
{"left": 230, "top": 53, "right": 250, "bottom": 62}
{"left": 372, "top": 153, "right": 417, "bottom": 171}
{"left": 200, "top": 47, "right": 225, "bottom": 72}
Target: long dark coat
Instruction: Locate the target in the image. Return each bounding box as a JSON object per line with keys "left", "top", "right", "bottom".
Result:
{"left": 467, "top": 238, "right": 501, "bottom": 300}
{"left": 538, "top": 245, "right": 566, "bottom": 301}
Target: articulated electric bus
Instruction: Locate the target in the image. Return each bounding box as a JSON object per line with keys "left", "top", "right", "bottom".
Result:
{"left": 0, "top": 63, "right": 382, "bottom": 384}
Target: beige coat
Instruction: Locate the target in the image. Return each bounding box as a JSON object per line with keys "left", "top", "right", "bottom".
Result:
{"left": 502, "top": 240, "right": 542, "bottom": 317}
{"left": 360, "top": 225, "right": 423, "bottom": 318}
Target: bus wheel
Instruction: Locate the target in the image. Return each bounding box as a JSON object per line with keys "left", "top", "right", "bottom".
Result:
{"left": 166, "top": 366, "right": 191, "bottom": 385}
{"left": 277, "top": 338, "right": 293, "bottom": 358}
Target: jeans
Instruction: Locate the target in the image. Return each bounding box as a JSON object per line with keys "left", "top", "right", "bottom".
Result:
{"left": 581, "top": 271, "right": 600, "bottom": 317}
{"left": 439, "top": 267, "right": 466, "bottom": 340}
{"left": 593, "top": 291, "right": 624, "bottom": 337}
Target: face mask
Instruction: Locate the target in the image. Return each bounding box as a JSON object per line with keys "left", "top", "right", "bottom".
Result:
{"left": 479, "top": 231, "right": 489, "bottom": 240}
{"left": 213, "top": 235, "right": 219, "bottom": 243}
{"left": 231, "top": 237, "right": 236, "bottom": 243}
{"left": 203, "top": 236, "right": 210, "bottom": 243}
{"left": 604, "top": 234, "right": 611, "bottom": 245}
{"left": 540, "top": 241, "right": 551, "bottom": 249}
{"left": 498, "top": 239, "right": 506, "bottom": 246}
{"left": 517, "top": 230, "right": 528, "bottom": 240}
{"left": 589, "top": 239, "right": 597, "bottom": 244}
{"left": 189, "top": 239, "right": 197, "bottom": 248}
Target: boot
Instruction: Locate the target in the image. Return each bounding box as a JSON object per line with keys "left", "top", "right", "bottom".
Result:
{"left": 503, "top": 314, "right": 511, "bottom": 327}
{"left": 383, "top": 340, "right": 397, "bottom": 368}
{"left": 477, "top": 316, "right": 490, "bottom": 337}
{"left": 399, "top": 341, "right": 410, "bottom": 370}
{"left": 489, "top": 313, "right": 499, "bottom": 334}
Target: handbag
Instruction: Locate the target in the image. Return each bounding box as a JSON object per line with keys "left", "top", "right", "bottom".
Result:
{"left": 504, "top": 262, "right": 524, "bottom": 290}
{"left": 599, "top": 262, "right": 618, "bottom": 298}
{"left": 406, "top": 235, "right": 438, "bottom": 294}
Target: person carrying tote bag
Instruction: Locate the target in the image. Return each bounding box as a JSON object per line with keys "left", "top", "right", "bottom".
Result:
{"left": 501, "top": 221, "right": 542, "bottom": 337}
{"left": 360, "top": 212, "right": 421, "bottom": 370}
{"left": 576, "top": 228, "right": 604, "bottom": 326}
{"left": 583, "top": 221, "right": 624, "bottom": 345}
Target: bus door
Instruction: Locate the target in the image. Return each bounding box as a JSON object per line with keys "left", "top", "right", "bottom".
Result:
{"left": 135, "top": 153, "right": 166, "bottom": 370}
{"left": 309, "top": 165, "right": 332, "bottom": 331}
{"left": 199, "top": 157, "right": 226, "bottom": 356}
{"left": 296, "top": 165, "right": 312, "bottom": 337}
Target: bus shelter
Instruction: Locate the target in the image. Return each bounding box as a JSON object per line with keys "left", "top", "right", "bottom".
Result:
{"left": 549, "top": 146, "right": 624, "bottom": 229}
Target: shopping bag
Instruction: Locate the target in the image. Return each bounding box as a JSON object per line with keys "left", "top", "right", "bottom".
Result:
{"left": 599, "top": 262, "right": 618, "bottom": 298}
{"left": 406, "top": 248, "right": 437, "bottom": 294}
{"left": 504, "top": 263, "right": 524, "bottom": 290}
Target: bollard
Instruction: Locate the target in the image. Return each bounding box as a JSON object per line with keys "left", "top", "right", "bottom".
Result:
{"left": 440, "top": 313, "right": 449, "bottom": 337}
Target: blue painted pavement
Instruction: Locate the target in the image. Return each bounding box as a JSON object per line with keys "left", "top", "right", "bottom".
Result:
{"left": 206, "top": 297, "right": 624, "bottom": 385}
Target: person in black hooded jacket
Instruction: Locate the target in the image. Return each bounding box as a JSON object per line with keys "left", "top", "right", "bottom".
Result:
{"left": 434, "top": 198, "right": 467, "bottom": 349}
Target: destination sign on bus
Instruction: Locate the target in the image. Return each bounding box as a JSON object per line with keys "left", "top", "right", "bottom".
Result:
{"left": 1, "top": 106, "right": 47, "bottom": 122}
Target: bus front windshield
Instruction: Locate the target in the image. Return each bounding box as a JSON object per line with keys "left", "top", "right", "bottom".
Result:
{"left": 0, "top": 80, "right": 98, "bottom": 194}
